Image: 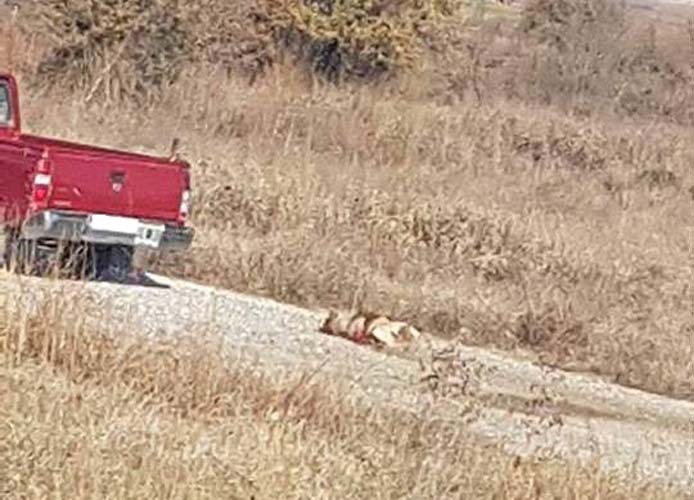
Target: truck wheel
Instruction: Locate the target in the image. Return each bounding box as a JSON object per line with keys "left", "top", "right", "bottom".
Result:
{"left": 0, "top": 229, "right": 9, "bottom": 270}
{"left": 95, "top": 245, "right": 134, "bottom": 283}
{"left": 6, "top": 238, "right": 28, "bottom": 275}
{"left": 5, "top": 234, "right": 32, "bottom": 275}
{"left": 59, "top": 243, "right": 97, "bottom": 280}
{"left": 5, "top": 236, "right": 55, "bottom": 276}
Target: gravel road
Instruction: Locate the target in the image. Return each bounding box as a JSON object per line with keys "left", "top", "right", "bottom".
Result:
{"left": 3, "top": 272, "right": 694, "bottom": 495}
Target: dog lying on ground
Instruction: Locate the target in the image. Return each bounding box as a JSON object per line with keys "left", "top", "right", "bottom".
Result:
{"left": 319, "top": 309, "right": 422, "bottom": 347}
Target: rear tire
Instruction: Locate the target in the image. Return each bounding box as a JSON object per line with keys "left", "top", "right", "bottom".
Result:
{"left": 4, "top": 234, "right": 47, "bottom": 275}
{"left": 94, "top": 245, "right": 134, "bottom": 283}
{"left": 3, "top": 235, "right": 134, "bottom": 283}
{"left": 60, "top": 242, "right": 97, "bottom": 280}
{"left": 3, "top": 233, "right": 96, "bottom": 279}
{"left": 3, "top": 235, "right": 77, "bottom": 277}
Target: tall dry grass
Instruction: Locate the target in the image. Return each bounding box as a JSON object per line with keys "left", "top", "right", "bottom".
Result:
{"left": 43, "top": 63, "right": 692, "bottom": 400}
{"left": 0, "top": 284, "right": 679, "bottom": 499}
{"left": 4, "top": 0, "right": 694, "bottom": 402}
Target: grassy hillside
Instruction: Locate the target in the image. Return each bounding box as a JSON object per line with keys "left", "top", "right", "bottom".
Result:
{"left": 0, "top": 288, "right": 677, "bottom": 499}
{"left": 3, "top": 0, "right": 694, "bottom": 407}
{"left": 2, "top": 3, "right": 694, "bottom": 495}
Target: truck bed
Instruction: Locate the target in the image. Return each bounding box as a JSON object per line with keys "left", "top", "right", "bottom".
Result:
{"left": 21, "top": 134, "right": 188, "bottom": 224}
{"left": 20, "top": 134, "right": 179, "bottom": 166}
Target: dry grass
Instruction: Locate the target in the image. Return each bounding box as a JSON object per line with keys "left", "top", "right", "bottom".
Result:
{"left": 36, "top": 66, "right": 693, "bottom": 400}
{"left": 0, "top": 284, "right": 679, "bottom": 499}
{"left": 0, "top": 0, "right": 693, "bottom": 412}
{"left": 4, "top": 3, "right": 694, "bottom": 496}
{"left": 3, "top": 0, "right": 694, "bottom": 401}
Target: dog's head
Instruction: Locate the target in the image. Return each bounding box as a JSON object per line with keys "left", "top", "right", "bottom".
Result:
{"left": 319, "top": 310, "right": 339, "bottom": 334}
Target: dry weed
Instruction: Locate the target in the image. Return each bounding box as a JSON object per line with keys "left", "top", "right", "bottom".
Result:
{"left": 4, "top": 1, "right": 694, "bottom": 401}
{"left": 0, "top": 287, "right": 679, "bottom": 499}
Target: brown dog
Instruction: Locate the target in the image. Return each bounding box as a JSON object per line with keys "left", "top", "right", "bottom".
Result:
{"left": 320, "top": 309, "right": 421, "bottom": 347}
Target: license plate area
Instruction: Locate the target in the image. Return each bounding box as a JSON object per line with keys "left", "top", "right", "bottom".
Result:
{"left": 86, "top": 214, "right": 164, "bottom": 248}
{"left": 87, "top": 214, "right": 139, "bottom": 235}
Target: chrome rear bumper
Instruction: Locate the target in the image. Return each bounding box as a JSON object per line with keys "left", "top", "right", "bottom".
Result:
{"left": 21, "top": 211, "right": 194, "bottom": 252}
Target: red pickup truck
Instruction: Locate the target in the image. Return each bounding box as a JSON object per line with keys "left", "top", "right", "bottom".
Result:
{"left": 0, "top": 74, "right": 193, "bottom": 280}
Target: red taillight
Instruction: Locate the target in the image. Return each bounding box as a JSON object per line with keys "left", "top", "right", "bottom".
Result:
{"left": 32, "top": 151, "right": 52, "bottom": 207}
{"left": 179, "top": 189, "right": 191, "bottom": 222}
{"left": 178, "top": 166, "right": 191, "bottom": 224}
{"left": 33, "top": 173, "right": 52, "bottom": 203}
{"left": 34, "top": 185, "right": 49, "bottom": 202}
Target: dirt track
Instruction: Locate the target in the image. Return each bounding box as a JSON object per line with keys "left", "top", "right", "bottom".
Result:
{"left": 4, "top": 272, "right": 694, "bottom": 495}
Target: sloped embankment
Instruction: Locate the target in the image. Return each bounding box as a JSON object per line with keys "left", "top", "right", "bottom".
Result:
{"left": 2, "top": 273, "right": 693, "bottom": 495}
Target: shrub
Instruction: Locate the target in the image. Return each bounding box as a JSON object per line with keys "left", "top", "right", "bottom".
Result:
{"left": 33, "top": 0, "right": 466, "bottom": 95}
{"left": 34, "top": 0, "right": 191, "bottom": 101}
{"left": 272, "top": 0, "right": 423, "bottom": 81}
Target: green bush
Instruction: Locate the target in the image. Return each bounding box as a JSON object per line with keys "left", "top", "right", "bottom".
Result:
{"left": 273, "top": 0, "right": 415, "bottom": 81}
{"left": 33, "top": 0, "right": 465, "bottom": 97}
{"left": 274, "top": 0, "right": 467, "bottom": 81}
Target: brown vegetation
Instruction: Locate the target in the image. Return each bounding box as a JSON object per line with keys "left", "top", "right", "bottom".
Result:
{"left": 0, "top": 4, "right": 694, "bottom": 498}
{"left": 30, "top": 0, "right": 473, "bottom": 99}
{"left": 0, "top": 286, "right": 677, "bottom": 498}
{"left": 1, "top": 0, "right": 694, "bottom": 450}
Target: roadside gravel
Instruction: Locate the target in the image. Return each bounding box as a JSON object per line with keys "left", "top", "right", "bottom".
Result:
{"left": 3, "top": 272, "right": 694, "bottom": 495}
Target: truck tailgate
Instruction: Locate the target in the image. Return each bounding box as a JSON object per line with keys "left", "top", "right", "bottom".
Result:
{"left": 23, "top": 136, "right": 186, "bottom": 223}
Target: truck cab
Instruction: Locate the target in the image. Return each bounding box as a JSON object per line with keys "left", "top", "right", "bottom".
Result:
{"left": 0, "top": 74, "right": 194, "bottom": 281}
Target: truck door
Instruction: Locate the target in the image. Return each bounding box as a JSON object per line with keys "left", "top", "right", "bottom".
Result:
{"left": 0, "top": 80, "right": 28, "bottom": 224}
